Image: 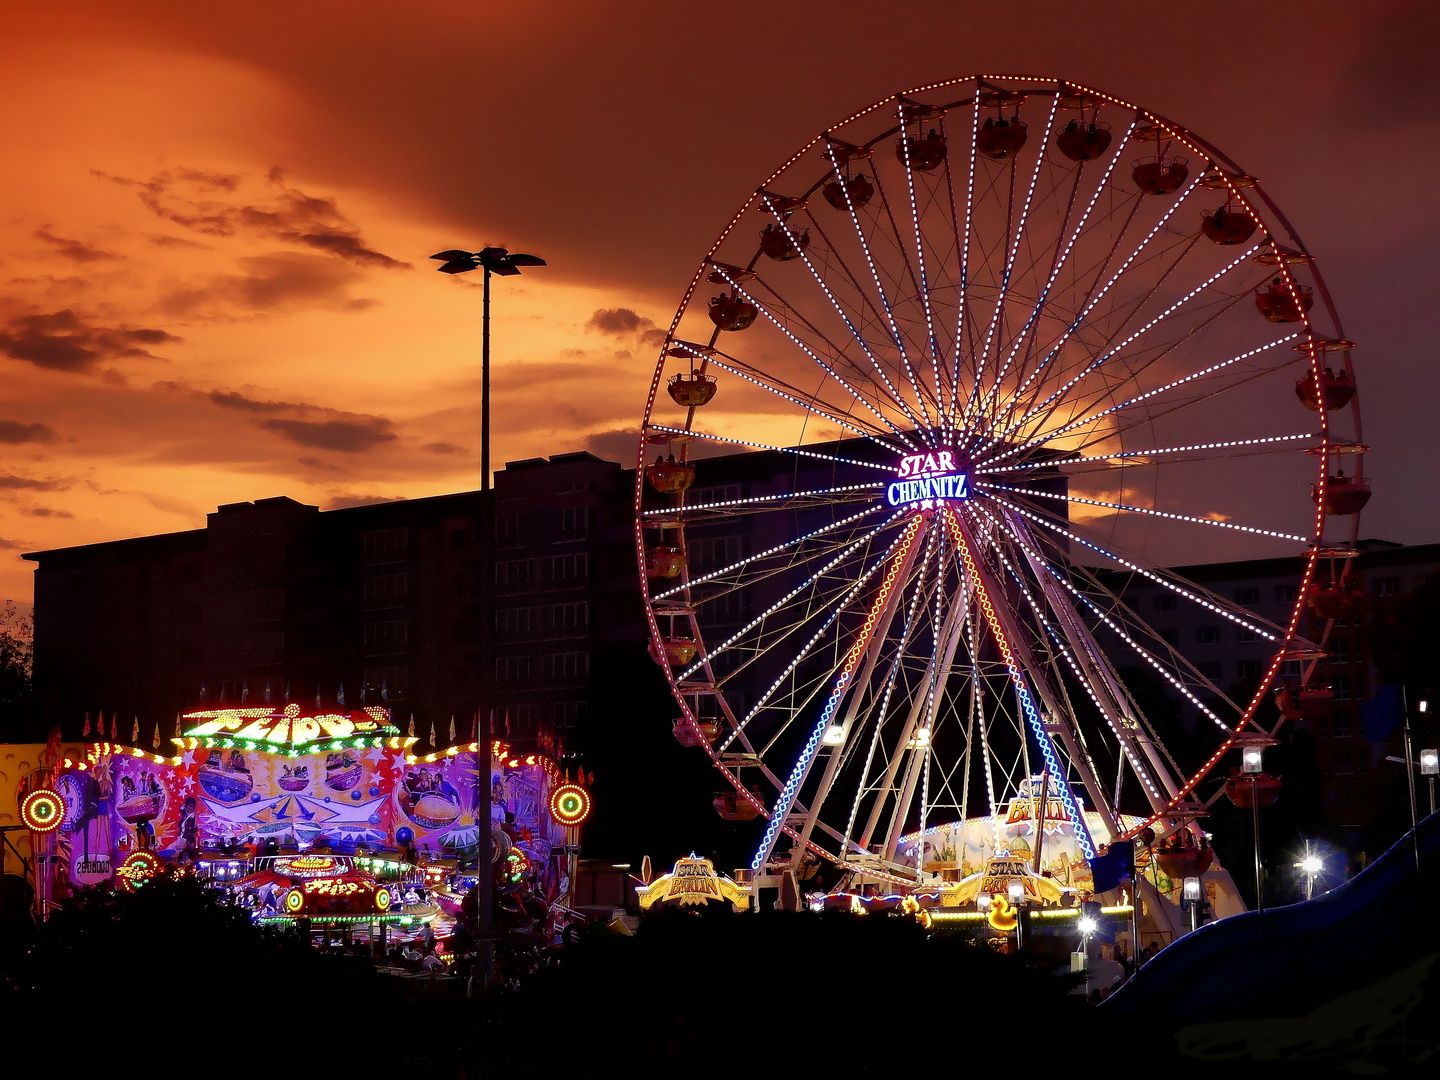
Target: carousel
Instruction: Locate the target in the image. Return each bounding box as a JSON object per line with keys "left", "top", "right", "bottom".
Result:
{"left": 18, "top": 704, "right": 587, "bottom": 953}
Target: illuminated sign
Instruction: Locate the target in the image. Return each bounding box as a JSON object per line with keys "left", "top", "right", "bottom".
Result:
{"left": 887, "top": 451, "right": 968, "bottom": 508}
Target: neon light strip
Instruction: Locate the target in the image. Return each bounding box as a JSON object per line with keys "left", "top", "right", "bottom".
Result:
{"left": 945, "top": 507, "right": 1095, "bottom": 858}
{"left": 646, "top": 424, "right": 895, "bottom": 471}
{"left": 983, "top": 482, "right": 1309, "bottom": 543}
{"left": 641, "top": 482, "right": 883, "bottom": 517}
{"left": 980, "top": 432, "right": 1317, "bottom": 473}
{"left": 653, "top": 503, "right": 887, "bottom": 601}
{"left": 981, "top": 334, "right": 1302, "bottom": 469}
{"left": 752, "top": 516, "right": 924, "bottom": 870}
{"left": 992, "top": 245, "right": 1260, "bottom": 446}
{"left": 759, "top": 189, "right": 924, "bottom": 438}
{"left": 993, "top": 495, "right": 1279, "bottom": 641}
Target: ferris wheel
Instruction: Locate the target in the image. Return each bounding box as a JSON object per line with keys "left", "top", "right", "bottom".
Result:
{"left": 634, "top": 75, "right": 1364, "bottom": 894}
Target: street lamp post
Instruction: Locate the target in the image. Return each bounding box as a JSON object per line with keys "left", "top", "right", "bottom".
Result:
{"left": 430, "top": 245, "right": 546, "bottom": 991}
{"left": 1242, "top": 745, "right": 1265, "bottom": 912}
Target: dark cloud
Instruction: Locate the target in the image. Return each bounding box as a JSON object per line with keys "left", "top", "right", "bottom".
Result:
{"left": 112, "top": 168, "right": 407, "bottom": 268}
{"left": 298, "top": 456, "right": 344, "bottom": 472}
{"left": 421, "top": 441, "right": 465, "bottom": 454}
{"left": 0, "top": 539, "right": 22, "bottom": 551}
{"left": 586, "top": 308, "right": 655, "bottom": 336}
{"left": 583, "top": 428, "right": 639, "bottom": 466}
{"left": 27, "top": 507, "right": 73, "bottom": 519}
{"left": 207, "top": 389, "right": 296, "bottom": 413}
{"left": 0, "top": 475, "right": 67, "bottom": 492}
{"left": 0, "top": 420, "right": 59, "bottom": 445}
{"left": 161, "top": 253, "right": 367, "bottom": 315}
{"left": 148, "top": 234, "right": 211, "bottom": 250}
{"left": 257, "top": 417, "right": 396, "bottom": 453}
{"left": 0, "top": 310, "right": 180, "bottom": 373}
{"left": 34, "top": 229, "right": 120, "bottom": 263}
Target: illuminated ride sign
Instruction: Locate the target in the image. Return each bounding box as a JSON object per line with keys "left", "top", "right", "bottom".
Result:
{"left": 886, "top": 451, "right": 969, "bottom": 509}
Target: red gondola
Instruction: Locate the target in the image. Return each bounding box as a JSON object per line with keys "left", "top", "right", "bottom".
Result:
{"left": 1201, "top": 207, "right": 1258, "bottom": 245}
{"left": 714, "top": 790, "right": 761, "bottom": 821}
{"left": 1308, "top": 581, "right": 1361, "bottom": 620}
{"left": 897, "top": 129, "right": 948, "bottom": 170}
{"left": 976, "top": 118, "right": 1027, "bottom": 161}
{"left": 668, "top": 372, "right": 717, "bottom": 407}
{"left": 647, "top": 455, "right": 695, "bottom": 494}
{"left": 1225, "top": 770, "right": 1282, "bottom": 809}
{"left": 1312, "top": 473, "right": 1372, "bottom": 516}
{"left": 1055, "top": 120, "right": 1111, "bottom": 162}
{"left": 647, "top": 546, "right": 686, "bottom": 579}
{"left": 1255, "top": 279, "right": 1314, "bottom": 323}
{"left": 1132, "top": 156, "right": 1189, "bottom": 195}
{"left": 760, "top": 223, "right": 811, "bottom": 262}
{"left": 708, "top": 293, "right": 758, "bottom": 332}
{"left": 673, "top": 718, "right": 721, "bottom": 748}
{"left": 1294, "top": 368, "right": 1356, "bottom": 411}
{"left": 649, "top": 637, "right": 698, "bottom": 667}
{"left": 822, "top": 174, "right": 875, "bottom": 211}
{"left": 1153, "top": 831, "right": 1214, "bottom": 879}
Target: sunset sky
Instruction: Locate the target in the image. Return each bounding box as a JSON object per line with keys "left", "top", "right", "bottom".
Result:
{"left": 3, "top": 1, "right": 1438, "bottom": 604}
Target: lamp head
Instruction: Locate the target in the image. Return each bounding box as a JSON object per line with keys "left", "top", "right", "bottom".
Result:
{"left": 1183, "top": 876, "right": 1202, "bottom": 901}
{"left": 1421, "top": 749, "right": 1438, "bottom": 776}
{"left": 1241, "top": 746, "right": 1264, "bottom": 774}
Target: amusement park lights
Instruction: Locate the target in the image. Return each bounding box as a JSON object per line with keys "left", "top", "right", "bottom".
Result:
{"left": 549, "top": 783, "right": 592, "bottom": 828}
{"left": 751, "top": 517, "right": 922, "bottom": 871}
{"left": 20, "top": 788, "right": 65, "bottom": 833}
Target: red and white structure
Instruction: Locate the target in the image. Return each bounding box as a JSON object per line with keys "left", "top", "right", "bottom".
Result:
{"left": 634, "top": 76, "right": 1363, "bottom": 922}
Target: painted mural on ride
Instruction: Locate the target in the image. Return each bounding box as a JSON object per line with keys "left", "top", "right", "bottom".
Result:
{"left": 33, "top": 705, "right": 575, "bottom": 934}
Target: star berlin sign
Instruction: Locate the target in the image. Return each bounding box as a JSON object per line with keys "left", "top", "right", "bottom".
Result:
{"left": 886, "top": 450, "right": 970, "bottom": 509}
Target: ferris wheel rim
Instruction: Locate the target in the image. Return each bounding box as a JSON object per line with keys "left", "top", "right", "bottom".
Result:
{"left": 634, "top": 74, "right": 1363, "bottom": 878}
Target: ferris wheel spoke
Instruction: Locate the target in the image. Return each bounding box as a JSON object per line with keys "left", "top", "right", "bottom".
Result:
{"left": 642, "top": 483, "right": 884, "bottom": 519}
{"left": 646, "top": 425, "right": 895, "bottom": 472}
{"left": 981, "top": 480, "right": 1310, "bottom": 543}
{"left": 975, "top": 502, "right": 1189, "bottom": 805}
{"left": 894, "top": 103, "right": 964, "bottom": 437}
{"left": 988, "top": 237, "right": 1254, "bottom": 452}
{"left": 985, "top": 115, "right": 1139, "bottom": 413}
{"left": 756, "top": 195, "right": 934, "bottom": 430}
{"left": 977, "top": 332, "right": 1300, "bottom": 470}
{"left": 712, "top": 266, "right": 919, "bottom": 439}
{"left": 675, "top": 511, "right": 905, "bottom": 682}
{"left": 825, "top": 146, "right": 940, "bottom": 434}
{"left": 981, "top": 174, "right": 1209, "bottom": 445}
{"left": 652, "top": 503, "right": 892, "bottom": 601}
{"left": 982, "top": 432, "right": 1318, "bottom": 476}
{"left": 966, "top": 94, "right": 1062, "bottom": 432}
{"left": 699, "top": 354, "right": 909, "bottom": 450}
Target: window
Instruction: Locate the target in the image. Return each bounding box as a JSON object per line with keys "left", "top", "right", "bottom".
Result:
{"left": 1333, "top": 709, "right": 1353, "bottom": 737}
{"left": 495, "top": 514, "right": 521, "bottom": 543}
{"left": 692, "top": 484, "right": 745, "bottom": 505}
{"left": 1333, "top": 674, "right": 1352, "bottom": 701}
{"left": 363, "top": 619, "right": 408, "bottom": 653}
{"left": 543, "top": 602, "right": 588, "bottom": 637}
{"left": 1152, "top": 593, "right": 1176, "bottom": 613}
{"left": 362, "top": 527, "right": 408, "bottom": 563}
{"left": 1331, "top": 637, "right": 1350, "bottom": 664}
{"left": 1195, "top": 626, "right": 1220, "bottom": 645}
{"left": 1373, "top": 576, "right": 1400, "bottom": 597}
{"left": 547, "top": 553, "right": 588, "bottom": 584}
{"left": 699, "top": 590, "right": 744, "bottom": 625}
{"left": 689, "top": 535, "right": 744, "bottom": 574}
{"left": 559, "top": 506, "right": 591, "bottom": 540}
{"left": 1237, "top": 659, "right": 1263, "bottom": 680}
{"left": 543, "top": 651, "right": 589, "bottom": 682}
{"left": 495, "top": 655, "right": 533, "bottom": 683}
{"left": 1281, "top": 659, "right": 1304, "bottom": 678}
{"left": 1236, "top": 627, "right": 1259, "bottom": 643}
{"left": 553, "top": 701, "right": 587, "bottom": 730}
{"left": 1160, "top": 628, "right": 1179, "bottom": 647}
{"left": 496, "top": 606, "right": 539, "bottom": 638}
{"left": 495, "top": 559, "right": 533, "bottom": 591}
{"left": 363, "top": 573, "right": 409, "bottom": 608}
{"left": 1198, "top": 661, "right": 1223, "bottom": 680}
{"left": 363, "top": 664, "right": 408, "bottom": 697}
{"left": 1234, "top": 586, "right": 1260, "bottom": 605}
{"left": 1273, "top": 584, "right": 1300, "bottom": 605}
